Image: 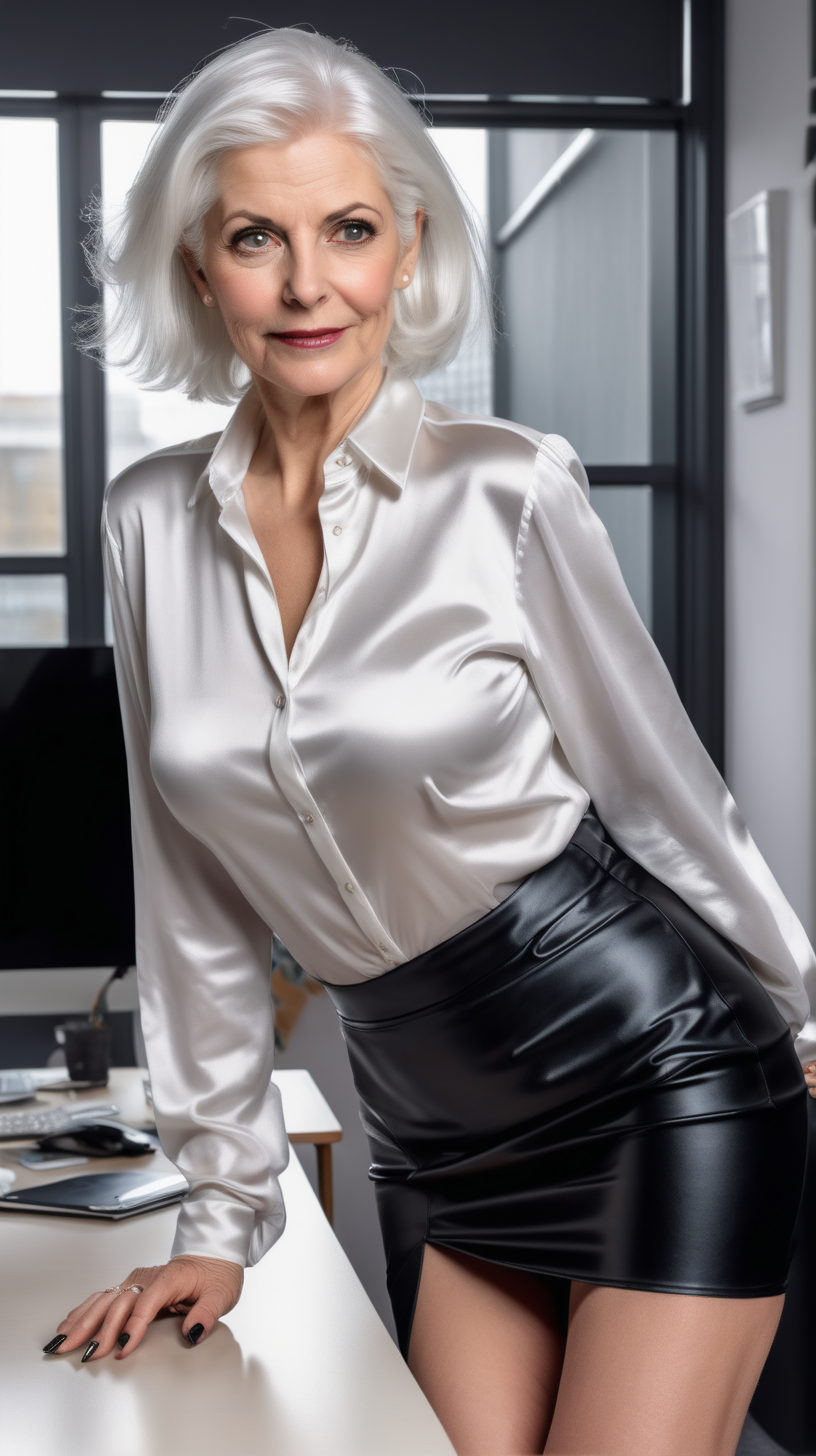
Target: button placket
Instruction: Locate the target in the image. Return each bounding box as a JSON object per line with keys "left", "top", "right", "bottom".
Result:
{"left": 266, "top": 709, "right": 403, "bottom": 964}
{"left": 319, "top": 459, "right": 359, "bottom": 568}
{"left": 256, "top": 451, "right": 400, "bottom": 967}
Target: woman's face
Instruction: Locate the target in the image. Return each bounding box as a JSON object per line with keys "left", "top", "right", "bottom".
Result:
{"left": 183, "top": 132, "right": 423, "bottom": 400}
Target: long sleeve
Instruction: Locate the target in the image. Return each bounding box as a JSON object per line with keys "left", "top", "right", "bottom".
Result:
{"left": 102, "top": 494, "right": 289, "bottom": 1267}
{"left": 515, "top": 434, "right": 816, "bottom": 1065}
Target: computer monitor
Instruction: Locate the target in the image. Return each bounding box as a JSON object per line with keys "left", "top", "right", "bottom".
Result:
{"left": 0, "top": 647, "right": 136, "bottom": 969}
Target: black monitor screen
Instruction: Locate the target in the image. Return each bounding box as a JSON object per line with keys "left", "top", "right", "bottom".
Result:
{"left": 0, "top": 647, "right": 136, "bottom": 969}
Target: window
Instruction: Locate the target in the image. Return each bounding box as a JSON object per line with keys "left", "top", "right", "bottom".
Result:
{"left": 426, "top": 126, "right": 676, "bottom": 643}
{"left": 0, "top": 117, "right": 66, "bottom": 644}
{"left": 0, "top": 25, "right": 724, "bottom": 759}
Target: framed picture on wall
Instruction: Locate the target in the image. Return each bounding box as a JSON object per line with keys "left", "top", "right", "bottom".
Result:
{"left": 726, "top": 189, "right": 787, "bottom": 411}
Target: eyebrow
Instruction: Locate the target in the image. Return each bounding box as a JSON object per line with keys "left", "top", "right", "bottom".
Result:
{"left": 222, "top": 202, "right": 385, "bottom": 229}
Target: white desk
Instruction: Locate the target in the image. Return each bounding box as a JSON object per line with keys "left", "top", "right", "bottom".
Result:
{"left": 0, "top": 1103, "right": 453, "bottom": 1454}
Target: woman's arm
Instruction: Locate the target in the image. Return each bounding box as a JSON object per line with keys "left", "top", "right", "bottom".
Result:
{"left": 515, "top": 435, "right": 816, "bottom": 1063}
{"left": 44, "top": 494, "right": 290, "bottom": 1359}
{"left": 102, "top": 493, "right": 289, "bottom": 1269}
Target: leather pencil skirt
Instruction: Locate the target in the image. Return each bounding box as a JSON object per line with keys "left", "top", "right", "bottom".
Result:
{"left": 323, "top": 812, "right": 809, "bottom": 1359}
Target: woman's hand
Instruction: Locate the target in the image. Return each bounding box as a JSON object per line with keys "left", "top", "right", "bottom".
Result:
{"left": 804, "top": 1061, "right": 816, "bottom": 1099}
{"left": 43, "top": 1255, "right": 244, "bottom": 1362}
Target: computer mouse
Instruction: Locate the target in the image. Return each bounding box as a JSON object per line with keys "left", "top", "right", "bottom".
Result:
{"left": 37, "top": 1122, "right": 156, "bottom": 1158}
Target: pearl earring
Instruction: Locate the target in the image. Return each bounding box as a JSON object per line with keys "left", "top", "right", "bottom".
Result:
{"left": 203, "top": 293, "right": 214, "bottom": 305}
{"left": 402, "top": 275, "right": 410, "bottom": 283}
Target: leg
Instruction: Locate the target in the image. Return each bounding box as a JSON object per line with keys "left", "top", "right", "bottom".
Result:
{"left": 408, "top": 1244, "right": 567, "bottom": 1456}
{"left": 544, "top": 1283, "right": 784, "bottom": 1456}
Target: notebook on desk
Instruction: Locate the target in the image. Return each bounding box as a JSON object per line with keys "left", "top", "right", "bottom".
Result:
{"left": 0, "top": 1169, "right": 188, "bottom": 1218}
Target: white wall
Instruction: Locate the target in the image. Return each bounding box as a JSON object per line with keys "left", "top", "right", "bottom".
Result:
{"left": 725, "top": 0, "right": 814, "bottom": 933}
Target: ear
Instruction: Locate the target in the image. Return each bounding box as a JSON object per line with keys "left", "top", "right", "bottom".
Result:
{"left": 179, "top": 244, "right": 214, "bottom": 305}
{"left": 397, "top": 207, "right": 425, "bottom": 289}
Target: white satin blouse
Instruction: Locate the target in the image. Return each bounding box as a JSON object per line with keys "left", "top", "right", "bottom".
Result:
{"left": 102, "top": 372, "right": 816, "bottom": 1269}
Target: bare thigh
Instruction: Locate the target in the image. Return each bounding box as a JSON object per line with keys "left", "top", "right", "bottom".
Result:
{"left": 544, "top": 1282, "right": 784, "bottom": 1456}
{"left": 408, "top": 1242, "right": 567, "bottom": 1456}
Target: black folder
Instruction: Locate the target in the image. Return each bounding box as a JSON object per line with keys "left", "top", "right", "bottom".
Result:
{"left": 0, "top": 1169, "right": 188, "bottom": 1218}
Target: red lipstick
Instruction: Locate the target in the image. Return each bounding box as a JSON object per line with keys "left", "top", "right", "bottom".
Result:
{"left": 271, "top": 328, "right": 347, "bottom": 349}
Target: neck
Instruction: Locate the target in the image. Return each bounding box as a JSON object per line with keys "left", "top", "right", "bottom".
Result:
{"left": 248, "top": 361, "right": 383, "bottom": 507}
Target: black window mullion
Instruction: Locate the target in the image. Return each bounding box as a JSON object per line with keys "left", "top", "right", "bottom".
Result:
{"left": 675, "top": 0, "right": 725, "bottom": 769}
{"left": 58, "top": 99, "right": 105, "bottom": 645}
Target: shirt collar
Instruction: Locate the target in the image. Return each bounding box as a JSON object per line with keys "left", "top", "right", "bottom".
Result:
{"left": 190, "top": 372, "right": 425, "bottom": 508}
{"left": 189, "top": 386, "right": 263, "bottom": 508}
{"left": 346, "top": 374, "right": 425, "bottom": 493}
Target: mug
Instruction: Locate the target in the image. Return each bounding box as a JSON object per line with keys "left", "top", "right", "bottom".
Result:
{"left": 55, "top": 1021, "right": 112, "bottom": 1085}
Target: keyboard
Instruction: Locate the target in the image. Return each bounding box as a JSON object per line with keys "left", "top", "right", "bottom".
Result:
{"left": 0, "top": 1102, "right": 120, "bottom": 1141}
{"left": 0, "top": 1071, "right": 36, "bottom": 1104}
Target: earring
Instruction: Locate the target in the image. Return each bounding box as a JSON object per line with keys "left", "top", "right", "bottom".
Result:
{"left": 402, "top": 275, "right": 410, "bottom": 284}
{"left": 203, "top": 293, "right": 214, "bottom": 306}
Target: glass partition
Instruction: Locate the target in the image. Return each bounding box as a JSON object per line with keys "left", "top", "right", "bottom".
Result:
{"left": 0, "top": 575, "right": 67, "bottom": 645}
{"left": 0, "top": 119, "right": 64, "bottom": 559}
{"left": 590, "top": 486, "right": 653, "bottom": 630}
{"left": 490, "top": 128, "right": 676, "bottom": 466}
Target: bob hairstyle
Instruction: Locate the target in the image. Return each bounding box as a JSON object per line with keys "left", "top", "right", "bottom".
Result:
{"left": 86, "top": 28, "right": 489, "bottom": 402}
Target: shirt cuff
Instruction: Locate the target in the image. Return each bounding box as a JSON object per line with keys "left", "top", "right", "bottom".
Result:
{"left": 794, "top": 1016, "right": 816, "bottom": 1067}
{"left": 170, "top": 1192, "right": 286, "bottom": 1268}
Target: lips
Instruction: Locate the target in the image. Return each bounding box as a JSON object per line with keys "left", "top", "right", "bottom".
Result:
{"left": 270, "top": 328, "right": 347, "bottom": 349}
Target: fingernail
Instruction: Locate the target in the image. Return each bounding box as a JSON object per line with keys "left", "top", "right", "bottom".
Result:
{"left": 42, "top": 1334, "right": 67, "bottom": 1354}
{"left": 117, "top": 1333, "right": 130, "bottom": 1349}
{"left": 187, "top": 1323, "right": 204, "bottom": 1345}
{"left": 81, "top": 1341, "right": 99, "bottom": 1363}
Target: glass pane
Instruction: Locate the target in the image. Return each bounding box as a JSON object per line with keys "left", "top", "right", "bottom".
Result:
{"left": 101, "top": 122, "right": 234, "bottom": 481}
{"left": 0, "top": 119, "right": 64, "bottom": 554}
{"left": 0, "top": 575, "right": 67, "bottom": 645}
{"left": 590, "top": 486, "right": 652, "bottom": 631}
{"left": 419, "top": 130, "right": 493, "bottom": 416}
{"left": 491, "top": 129, "right": 676, "bottom": 464}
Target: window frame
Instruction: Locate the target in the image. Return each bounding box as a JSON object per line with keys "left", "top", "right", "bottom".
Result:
{"left": 0, "top": 0, "right": 725, "bottom": 763}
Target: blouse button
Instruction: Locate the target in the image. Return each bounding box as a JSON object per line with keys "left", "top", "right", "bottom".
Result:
{"left": 332, "top": 525, "right": 343, "bottom": 537}
{"left": 303, "top": 814, "right": 314, "bottom": 825}
{"left": 336, "top": 454, "right": 351, "bottom": 467}
{"left": 275, "top": 694, "right": 286, "bottom": 709}
{"left": 344, "top": 881, "right": 354, "bottom": 893}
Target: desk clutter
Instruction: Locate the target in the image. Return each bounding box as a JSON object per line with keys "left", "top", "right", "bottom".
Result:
{"left": 0, "top": 1064, "right": 176, "bottom": 1219}
{"left": 0, "top": 1065, "right": 343, "bottom": 1226}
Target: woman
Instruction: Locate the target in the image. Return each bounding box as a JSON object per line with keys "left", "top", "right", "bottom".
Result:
{"left": 46, "top": 29, "right": 816, "bottom": 1456}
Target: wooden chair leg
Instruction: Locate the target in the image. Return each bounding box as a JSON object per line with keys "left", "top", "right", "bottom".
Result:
{"left": 316, "top": 1144, "right": 334, "bottom": 1225}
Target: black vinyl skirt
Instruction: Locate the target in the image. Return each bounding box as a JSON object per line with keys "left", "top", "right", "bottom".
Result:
{"left": 324, "top": 812, "right": 808, "bottom": 1358}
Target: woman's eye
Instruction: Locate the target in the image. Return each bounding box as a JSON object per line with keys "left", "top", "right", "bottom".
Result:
{"left": 338, "top": 221, "right": 372, "bottom": 244}
{"left": 237, "top": 230, "right": 272, "bottom": 250}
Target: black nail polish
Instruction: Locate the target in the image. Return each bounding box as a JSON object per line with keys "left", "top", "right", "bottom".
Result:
{"left": 81, "top": 1341, "right": 99, "bottom": 1363}
{"left": 117, "top": 1332, "right": 130, "bottom": 1349}
{"left": 42, "top": 1334, "right": 67, "bottom": 1354}
{"left": 187, "top": 1323, "right": 204, "bottom": 1345}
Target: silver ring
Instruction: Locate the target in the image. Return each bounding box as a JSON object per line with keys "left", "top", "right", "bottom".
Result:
{"left": 104, "top": 1284, "right": 143, "bottom": 1295}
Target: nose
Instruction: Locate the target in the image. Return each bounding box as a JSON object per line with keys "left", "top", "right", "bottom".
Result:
{"left": 281, "top": 239, "right": 329, "bottom": 310}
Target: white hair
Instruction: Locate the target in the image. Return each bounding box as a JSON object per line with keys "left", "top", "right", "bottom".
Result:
{"left": 85, "top": 28, "right": 490, "bottom": 402}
